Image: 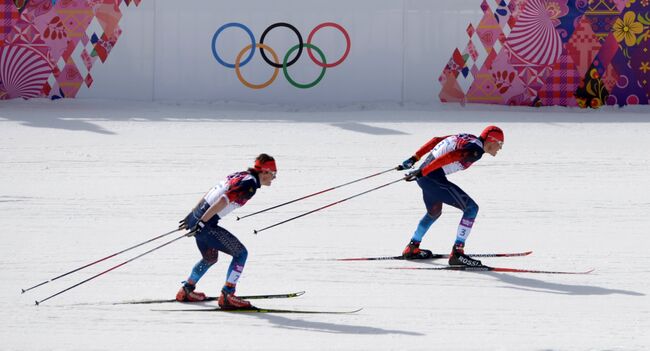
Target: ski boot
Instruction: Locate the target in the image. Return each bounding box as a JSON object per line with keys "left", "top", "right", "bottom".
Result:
{"left": 402, "top": 240, "right": 434, "bottom": 259}
{"left": 448, "top": 244, "right": 482, "bottom": 266}
{"left": 175, "top": 283, "right": 206, "bottom": 302}
{"left": 218, "top": 290, "right": 253, "bottom": 310}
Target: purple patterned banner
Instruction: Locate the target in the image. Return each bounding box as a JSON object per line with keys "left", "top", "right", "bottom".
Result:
{"left": 439, "top": 0, "right": 650, "bottom": 108}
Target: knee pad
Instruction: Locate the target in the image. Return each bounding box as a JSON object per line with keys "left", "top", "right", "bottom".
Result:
{"left": 428, "top": 203, "right": 443, "bottom": 220}
{"left": 464, "top": 201, "right": 479, "bottom": 219}
{"left": 234, "top": 247, "right": 248, "bottom": 265}
{"left": 201, "top": 248, "right": 219, "bottom": 263}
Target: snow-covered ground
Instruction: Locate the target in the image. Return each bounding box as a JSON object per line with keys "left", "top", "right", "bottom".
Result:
{"left": 1, "top": 99, "right": 649, "bottom": 350}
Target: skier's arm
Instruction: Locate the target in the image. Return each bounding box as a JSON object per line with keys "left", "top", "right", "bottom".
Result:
{"left": 200, "top": 177, "right": 255, "bottom": 222}
{"left": 179, "top": 191, "right": 212, "bottom": 230}
{"left": 421, "top": 148, "right": 481, "bottom": 176}
{"left": 200, "top": 196, "right": 228, "bottom": 223}
{"left": 399, "top": 136, "right": 448, "bottom": 170}
{"left": 414, "top": 136, "right": 447, "bottom": 160}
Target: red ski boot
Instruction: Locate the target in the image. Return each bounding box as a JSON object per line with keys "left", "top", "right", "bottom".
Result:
{"left": 402, "top": 240, "right": 434, "bottom": 259}
{"left": 175, "top": 284, "right": 206, "bottom": 302}
{"left": 218, "top": 290, "right": 253, "bottom": 310}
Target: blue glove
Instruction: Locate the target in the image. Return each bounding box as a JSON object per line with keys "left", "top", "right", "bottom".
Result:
{"left": 397, "top": 156, "right": 417, "bottom": 171}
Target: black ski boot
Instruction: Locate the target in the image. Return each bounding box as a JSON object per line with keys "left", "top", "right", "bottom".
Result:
{"left": 448, "top": 244, "right": 482, "bottom": 266}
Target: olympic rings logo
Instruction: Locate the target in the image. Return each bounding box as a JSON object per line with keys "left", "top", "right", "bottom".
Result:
{"left": 211, "top": 22, "right": 351, "bottom": 89}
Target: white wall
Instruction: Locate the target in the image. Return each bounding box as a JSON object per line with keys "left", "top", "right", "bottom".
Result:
{"left": 80, "top": 0, "right": 483, "bottom": 105}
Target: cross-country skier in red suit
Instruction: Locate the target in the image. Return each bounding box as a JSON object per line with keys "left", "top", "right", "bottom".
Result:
{"left": 176, "top": 154, "right": 277, "bottom": 309}
{"left": 397, "top": 126, "right": 504, "bottom": 266}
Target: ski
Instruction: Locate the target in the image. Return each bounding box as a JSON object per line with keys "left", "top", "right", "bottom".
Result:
{"left": 153, "top": 306, "right": 363, "bottom": 314}
{"left": 336, "top": 250, "right": 533, "bottom": 261}
{"left": 389, "top": 265, "right": 594, "bottom": 275}
{"left": 115, "top": 291, "right": 305, "bottom": 305}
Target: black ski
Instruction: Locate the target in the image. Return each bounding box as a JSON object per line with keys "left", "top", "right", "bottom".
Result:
{"left": 153, "top": 306, "right": 363, "bottom": 314}
{"left": 336, "top": 250, "right": 532, "bottom": 261}
{"left": 389, "top": 265, "right": 593, "bottom": 275}
{"left": 116, "top": 291, "right": 305, "bottom": 305}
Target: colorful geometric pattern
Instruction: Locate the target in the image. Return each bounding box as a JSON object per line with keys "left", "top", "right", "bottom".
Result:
{"left": 1, "top": 0, "right": 141, "bottom": 100}
{"left": 537, "top": 49, "right": 581, "bottom": 106}
{"left": 439, "top": 0, "right": 650, "bottom": 108}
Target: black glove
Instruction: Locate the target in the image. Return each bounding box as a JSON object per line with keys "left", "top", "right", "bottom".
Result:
{"left": 178, "top": 217, "right": 189, "bottom": 230}
{"left": 396, "top": 156, "right": 417, "bottom": 171}
{"left": 190, "top": 220, "right": 205, "bottom": 233}
{"left": 179, "top": 216, "right": 205, "bottom": 235}
{"left": 404, "top": 169, "right": 422, "bottom": 182}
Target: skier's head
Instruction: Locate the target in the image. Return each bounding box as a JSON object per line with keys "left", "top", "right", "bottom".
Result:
{"left": 253, "top": 153, "right": 276, "bottom": 186}
{"left": 480, "top": 125, "right": 504, "bottom": 157}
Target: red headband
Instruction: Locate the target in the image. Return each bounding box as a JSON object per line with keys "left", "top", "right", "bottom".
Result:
{"left": 480, "top": 125, "right": 504, "bottom": 143}
{"left": 254, "top": 159, "right": 277, "bottom": 172}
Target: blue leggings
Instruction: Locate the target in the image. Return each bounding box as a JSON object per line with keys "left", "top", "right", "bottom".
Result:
{"left": 411, "top": 175, "right": 479, "bottom": 244}
{"left": 185, "top": 225, "right": 248, "bottom": 294}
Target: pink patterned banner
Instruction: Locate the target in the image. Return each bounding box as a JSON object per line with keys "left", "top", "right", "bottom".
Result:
{"left": 1, "top": 0, "right": 140, "bottom": 100}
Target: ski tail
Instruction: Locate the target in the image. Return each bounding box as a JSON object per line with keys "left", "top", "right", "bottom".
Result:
{"left": 336, "top": 254, "right": 445, "bottom": 261}
{"left": 153, "top": 306, "right": 363, "bottom": 314}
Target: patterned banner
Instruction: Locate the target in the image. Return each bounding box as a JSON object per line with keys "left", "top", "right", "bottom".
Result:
{"left": 439, "top": 0, "right": 650, "bottom": 108}
{"left": 1, "top": 0, "right": 141, "bottom": 100}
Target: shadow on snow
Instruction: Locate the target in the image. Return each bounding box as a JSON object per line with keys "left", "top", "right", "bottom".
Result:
{"left": 238, "top": 312, "right": 425, "bottom": 335}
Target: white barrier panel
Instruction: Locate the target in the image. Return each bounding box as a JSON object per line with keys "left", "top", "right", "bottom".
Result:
{"left": 79, "top": 0, "right": 483, "bottom": 105}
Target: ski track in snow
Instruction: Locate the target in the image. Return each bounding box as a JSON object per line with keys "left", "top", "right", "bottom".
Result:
{"left": 1, "top": 99, "right": 649, "bottom": 350}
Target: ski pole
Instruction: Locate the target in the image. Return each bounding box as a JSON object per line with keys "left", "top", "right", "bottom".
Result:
{"left": 253, "top": 176, "right": 406, "bottom": 234}
{"left": 22, "top": 228, "right": 182, "bottom": 294}
{"left": 237, "top": 167, "right": 398, "bottom": 221}
{"left": 35, "top": 232, "right": 188, "bottom": 305}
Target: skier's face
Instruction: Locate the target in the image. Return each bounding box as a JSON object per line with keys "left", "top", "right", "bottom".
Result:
{"left": 484, "top": 140, "right": 502, "bottom": 156}
{"left": 259, "top": 170, "right": 276, "bottom": 186}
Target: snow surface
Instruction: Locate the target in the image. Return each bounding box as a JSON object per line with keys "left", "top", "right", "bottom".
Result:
{"left": 1, "top": 99, "right": 649, "bottom": 350}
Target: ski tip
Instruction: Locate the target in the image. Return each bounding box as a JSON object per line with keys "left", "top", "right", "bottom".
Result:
{"left": 34, "top": 300, "right": 40, "bottom": 306}
{"left": 489, "top": 266, "right": 596, "bottom": 274}
{"left": 385, "top": 265, "right": 594, "bottom": 274}
{"left": 21, "top": 288, "right": 26, "bottom": 294}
